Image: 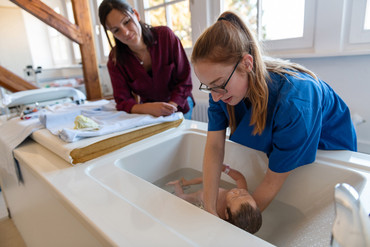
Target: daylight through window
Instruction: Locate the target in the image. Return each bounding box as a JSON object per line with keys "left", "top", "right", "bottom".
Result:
{"left": 143, "top": 0, "right": 192, "bottom": 48}
{"left": 224, "top": 0, "right": 305, "bottom": 41}
{"left": 365, "top": 0, "right": 370, "bottom": 30}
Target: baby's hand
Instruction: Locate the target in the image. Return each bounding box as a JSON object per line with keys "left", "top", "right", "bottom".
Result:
{"left": 180, "top": 177, "right": 188, "bottom": 186}
{"left": 166, "top": 180, "right": 181, "bottom": 186}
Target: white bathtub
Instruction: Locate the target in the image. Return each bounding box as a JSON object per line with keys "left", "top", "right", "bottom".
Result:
{"left": 9, "top": 120, "right": 370, "bottom": 246}
{"left": 85, "top": 122, "right": 370, "bottom": 246}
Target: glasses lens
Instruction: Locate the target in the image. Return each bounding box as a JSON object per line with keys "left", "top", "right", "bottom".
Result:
{"left": 199, "top": 83, "right": 210, "bottom": 92}
{"left": 199, "top": 88, "right": 211, "bottom": 93}
{"left": 211, "top": 87, "right": 227, "bottom": 94}
{"left": 199, "top": 84, "right": 228, "bottom": 94}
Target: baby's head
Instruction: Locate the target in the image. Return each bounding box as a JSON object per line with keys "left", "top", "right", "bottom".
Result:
{"left": 225, "top": 188, "right": 262, "bottom": 234}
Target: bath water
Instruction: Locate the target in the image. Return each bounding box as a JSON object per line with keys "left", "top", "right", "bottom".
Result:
{"left": 256, "top": 198, "right": 333, "bottom": 246}
{"left": 153, "top": 168, "right": 234, "bottom": 195}
{"left": 153, "top": 167, "right": 333, "bottom": 246}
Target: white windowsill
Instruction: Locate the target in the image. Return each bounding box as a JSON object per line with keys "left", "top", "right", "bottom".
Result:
{"left": 267, "top": 49, "right": 370, "bottom": 59}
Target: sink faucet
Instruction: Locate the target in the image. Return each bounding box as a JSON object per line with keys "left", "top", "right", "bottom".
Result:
{"left": 331, "top": 183, "right": 370, "bottom": 247}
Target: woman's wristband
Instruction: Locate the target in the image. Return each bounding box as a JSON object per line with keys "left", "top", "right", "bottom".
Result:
{"left": 223, "top": 165, "right": 231, "bottom": 175}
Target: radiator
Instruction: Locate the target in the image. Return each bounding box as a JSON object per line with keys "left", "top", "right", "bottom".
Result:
{"left": 192, "top": 100, "right": 209, "bottom": 123}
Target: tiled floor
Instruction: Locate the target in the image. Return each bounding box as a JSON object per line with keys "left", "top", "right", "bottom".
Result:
{"left": 0, "top": 191, "right": 26, "bottom": 247}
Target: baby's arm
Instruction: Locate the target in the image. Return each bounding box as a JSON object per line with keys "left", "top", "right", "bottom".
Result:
{"left": 166, "top": 179, "right": 203, "bottom": 205}
{"left": 181, "top": 177, "right": 203, "bottom": 186}
{"left": 222, "top": 164, "right": 248, "bottom": 190}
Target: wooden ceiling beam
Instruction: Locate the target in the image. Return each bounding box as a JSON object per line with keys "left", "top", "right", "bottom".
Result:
{"left": 10, "top": 0, "right": 83, "bottom": 44}
{"left": 71, "top": 0, "right": 102, "bottom": 100}
{"left": 0, "top": 66, "right": 38, "bottom": 92}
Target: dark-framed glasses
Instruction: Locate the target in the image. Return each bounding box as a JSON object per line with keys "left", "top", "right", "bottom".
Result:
{"left": 199, "top": 60, "right": 240, "bottom": 94}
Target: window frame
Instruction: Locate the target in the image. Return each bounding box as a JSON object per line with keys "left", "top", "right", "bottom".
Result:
{"left": 141, "top": 0, "right": 187, "bottom": 28}
{"left": 260, "top": 0, "right": 316, "bottom": 51}
{"left": 136, "top": 0, "right": 192, "bottom": 48}
{"left": 93, "top": 0, "right": 370, "bottom": 63}
{"left": 45, "top": 1, "right": 76, "bottom": 66}
{"left": 349, "top": 0, "right": 370, "bottom": 44}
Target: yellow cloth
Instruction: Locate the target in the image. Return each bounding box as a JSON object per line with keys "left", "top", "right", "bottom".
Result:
{"left": 74, "top": 115, "right": 100, "bottom": 130}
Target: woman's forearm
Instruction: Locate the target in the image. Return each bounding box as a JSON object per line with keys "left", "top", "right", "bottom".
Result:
{"left": 252, "top": 168, "right": 291, "bottom": 212}
{"left": 202, "top": 130, "right": 226, "bottom": 216}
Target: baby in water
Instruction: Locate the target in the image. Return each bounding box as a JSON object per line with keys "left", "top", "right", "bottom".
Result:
{"left": 166, "top": 164, "right": 262, "bottom": 234}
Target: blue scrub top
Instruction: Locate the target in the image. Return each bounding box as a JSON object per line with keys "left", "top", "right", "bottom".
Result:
{"left": 208, "top": 71, "right": 357, "bottom": 173}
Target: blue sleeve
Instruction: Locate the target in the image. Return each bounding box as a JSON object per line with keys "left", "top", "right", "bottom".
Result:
{"left": 207, "top": 94, "right": 229, "bottom": 131}
{"left": 268, "top": 88, "right": 322, "bottom": 173}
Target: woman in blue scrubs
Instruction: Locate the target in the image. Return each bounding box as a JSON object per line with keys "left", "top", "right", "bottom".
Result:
{"left": 191, "top": 12, "right": 357, "bottom": 215}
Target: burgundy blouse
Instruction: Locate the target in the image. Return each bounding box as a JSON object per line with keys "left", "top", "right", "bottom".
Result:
{"left": 107, "top": 26, "right": 193, "bottom": 114}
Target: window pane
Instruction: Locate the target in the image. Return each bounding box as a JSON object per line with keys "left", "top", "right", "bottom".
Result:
{"left": 49, "top": 33, "right": 69, "bottom": 62}
{"left": 144, "top": 0, "right": 164, "bottom": 8}
{"left": 169, "top": 1, "right": 192, "bottom": 48}
{"left": 66, "top": 0, "right": 81, "bottom": 61}
{"left": 66, "top": 1, "right": 75, "bottom": 24}
{"left": 101, "top": 27, "right": 115, "bottom": 57}
{"left": 365, "top": 0, "right": 370, "bottom": 30}
{"left": 72, "top": 43, "right": 81, "bottom": 60}
{"left": 262, "top": 0, "right": 305, "bottom": 40}
{"left": 223, "top": 0, "right": 258, "bottom": 36}
{"left": 47, "top": 6, "right": 70, "bottom": 65}
{"left": 145, "top": 7, "right": 166, "bottom": 26}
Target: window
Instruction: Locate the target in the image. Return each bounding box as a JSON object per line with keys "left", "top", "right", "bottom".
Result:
{"left": 349, "top": 0, "right": 370, "bottom": 44}
{"left": 365, "top": 0, "right": 370, "bottom": 29}
{"left": 261, "top": 0, "right": 305, "bottom": 40}
{"left": 66, "top": 0, "right": 81, "bottom": 61}
{"left": 95, "top": 0, "right": 114, "bottom": 58}
{"left": 91, "top": 0, "right": 370, "bottom": 62}
{"left": 223, "top": 0, "right": 315, "bottom": 51}
{"left": 47, "top": 5, "right": 73, "bottom": 66}
{"left": 223, "top": 0, "right": 258, "bottom": 36}
{"left": 41, "top": 0, "right": 80, "bottom": 66}
{"left": 142, "top": 0, "right": 192, "bottom": 48}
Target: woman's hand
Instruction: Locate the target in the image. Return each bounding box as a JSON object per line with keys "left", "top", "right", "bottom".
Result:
{"left": 131, "top": 102, "right": 177, "bottom": 117}
{"left": 168, "top": 101, "right": 178, "bottom": 109}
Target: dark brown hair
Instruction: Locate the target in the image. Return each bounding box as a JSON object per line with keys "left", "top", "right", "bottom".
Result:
{"left": 226, "top": 203, "right": 262, "bottom": 234}
{"left": 98, "top": 0, "right": 155, "bottom": 65}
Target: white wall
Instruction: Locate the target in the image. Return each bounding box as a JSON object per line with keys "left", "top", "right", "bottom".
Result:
{"left": 0, "top": 6, "right": 33, "bottom": 78}
{"left": 289, "top": 55, "right": 370, "bottom": 154}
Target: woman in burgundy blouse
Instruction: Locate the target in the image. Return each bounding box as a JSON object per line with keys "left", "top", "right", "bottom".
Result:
{"left": 99, "top": 0, "right": 194, "bottom": 118}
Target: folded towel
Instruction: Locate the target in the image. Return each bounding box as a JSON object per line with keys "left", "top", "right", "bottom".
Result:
{"left": 39, "top": 100, "right": 183, "bottom": 142}
{"left": 39, "top": 100, "right": 110, "bottom": 135}
{"left": 59, "top": 111, "right": 183, "bottom": 142}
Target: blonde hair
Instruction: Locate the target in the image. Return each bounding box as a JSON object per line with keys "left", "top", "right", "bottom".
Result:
{"left": 191, "top": 11, "right": 317, "bottom": 135}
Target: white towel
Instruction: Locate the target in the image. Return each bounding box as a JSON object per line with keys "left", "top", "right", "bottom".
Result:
{"left": 59, "top": 111, "right": 182, "bottom": 142}
{"left": 39, "top": 99, "right": 111, "bottom": 135}
{"left": 0, "top": 117, "right": 43, "bottom": 180}
{"left": 39, "top": 100, "right": 183, "bottom": 142}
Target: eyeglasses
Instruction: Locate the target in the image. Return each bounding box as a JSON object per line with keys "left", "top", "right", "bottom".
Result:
{"left": 199, "top": 60, "right": 240, "bottom": 94}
